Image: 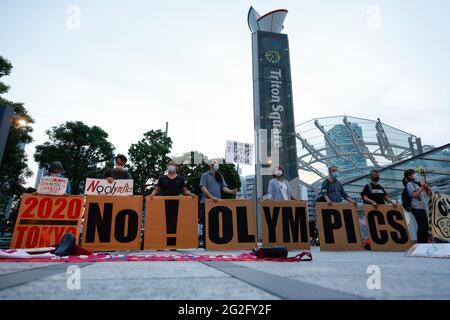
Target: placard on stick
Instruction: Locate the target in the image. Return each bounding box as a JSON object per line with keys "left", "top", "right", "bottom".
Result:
{"left": 205, "top": 199, "right": 257, "bottom": 250}
{"left": 144, "top": 196, "right": 198, "bottom": 250}
{"left": 315, "top": 202, "right": 363, "bottom": 251}
{"left": 11, "top": 194, "right": 84, "bottom": 248}
{"left": 81, "top": 195, "right": 142, "bottom": 251}
{"left": 261, "top": 200, "right": 310, "bottom": 250}
{"left": 363, "top": 204, "right": 411, "bottom": 251}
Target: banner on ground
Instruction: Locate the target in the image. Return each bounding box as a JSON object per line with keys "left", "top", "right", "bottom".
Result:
{"left": 81, "top": 195, "right": 142, "bottom": 251}
{"left": 205, "top": 199, "right": 257, "bottom": 250}
{"left": 84, "top": 178, "right": 133, "bottom": 196}
{"left": 143, "top": 196, "right": 198, "bottom": 250}
{"left": 363, "top": 204, "right": 411, "bottom": 251}
{"left": 260, "top": 200, "right": 310, "bottom": 250}
{"left": 315, "top": 202, "right": 363, "bottom": 251}
{"left": 429, "top": 193, "right": 450, "bottom": 242}
{"left": 37, "top": 176, "right": 68, "bottom": 195}
{"left": 11, "top": 194, "right": 84, "bottom": 248}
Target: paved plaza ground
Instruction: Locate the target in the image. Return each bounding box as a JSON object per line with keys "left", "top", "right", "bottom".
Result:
{"left": 0, "top": 247, "right": 449, "bottom": 300}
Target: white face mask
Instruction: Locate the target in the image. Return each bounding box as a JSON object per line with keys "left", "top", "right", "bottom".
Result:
{"left": 115, "top": 165, "right": 123, "bottom": 171}
{"left": 274, "top": 170, "right": 283, "bottom": 177}
{"left": 213, "top": 163, "right": 219, "bottom": 171}
{"left": 411, "top": 174, "right": 417, "bottom": 180}
{"left": 167, "top": 165, "right": 176, "bottom": 173}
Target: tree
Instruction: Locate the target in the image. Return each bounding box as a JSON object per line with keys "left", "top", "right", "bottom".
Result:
{"left": 34, "top": 121, "right": 114, "bottom": 194}
{"left": 217, "top": 161, "right": 241, "bottom": 199}
{"left": 175, "top": 151, "right": 209, "bottom": 195}
{"left": 128, "top": 130, "right": 172, "bottom": 196}
{"left": 0, "top": 55, "right": 34, "bottom": 220}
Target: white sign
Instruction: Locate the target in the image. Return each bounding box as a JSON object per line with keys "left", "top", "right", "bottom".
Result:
{"left": 37, "top": 176, "right": 68, "bottom": 195}
{"left": 225, "top": 140, "right": 253, "bottom": 165}
{"left": 84, "top": 178, "right": 133, "bottom": 196}
{"left": 406, "top": 244, "right": 450, "bottom": 259}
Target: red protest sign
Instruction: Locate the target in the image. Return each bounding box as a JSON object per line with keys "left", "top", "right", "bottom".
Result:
{"left": 11, "top": 194, "right": 84, "bottom": 248}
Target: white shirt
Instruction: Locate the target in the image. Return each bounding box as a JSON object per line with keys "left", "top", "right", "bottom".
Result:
{"left": 278, "top": 180, "right": 289, "bottom": 200}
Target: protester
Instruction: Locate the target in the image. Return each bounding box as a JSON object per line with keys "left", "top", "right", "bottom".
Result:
{"left": 361, "top": 169, "right": 398, "bottom": 207}
{"left": 267, "top": 165, "right": 299, "bottom": 200}
{"left": 198, "top": 159, "right": 238, "bottom": 247}
{"left": 103, "top": 154, "right": 132, "bottom": 182}
{"left": 402, "top": 169, "right": 431, "bottom": 243}
{"left": 44, "top": 161, "right": 71, "bottom": 194}
{"left": 317, "top": 166, "right": 357, "bottom": 206}
{"left": 151, "top": 159, "right": 195, "bottom": 197}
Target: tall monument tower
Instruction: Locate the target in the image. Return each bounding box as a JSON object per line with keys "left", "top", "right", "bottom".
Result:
{"left": 248, "top": 7, "right": 300, "bottom": 200}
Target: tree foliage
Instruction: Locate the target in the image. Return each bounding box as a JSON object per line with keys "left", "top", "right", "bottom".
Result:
{"left": 34, "top": 121, "right": 114, "bottom": 194}
{"left": 128, "top": 130, "right": 172, "bottom": 196}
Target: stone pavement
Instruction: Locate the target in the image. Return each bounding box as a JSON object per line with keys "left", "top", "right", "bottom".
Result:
{"left": 0, "top": 247, "right": 449, "bottom": 300}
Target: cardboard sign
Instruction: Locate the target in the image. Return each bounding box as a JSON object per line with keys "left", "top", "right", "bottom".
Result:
{"left": 429, "top": 193, "right": 450, "bottom": 242}
{"left": 81, "top": 195, "right": 142, "bottom": 251}
{"left": 11, "top": 194, "right": 84, "bottom": 248}
{"left": 363, "top": 205, "right": 411, "bottom": 251}
{"left": 143, "top": 196, "right": 198, "bottom": 249}
{"left": 315, "top": 202, "right": 363, "bottom": 251}
{"left": 84, "top": 178, "right": 133, "bottom": 196}
{"left": 205, "top": 199, "right": 257, "bottom": 250}
{"left": 37, "top": 176, "right": 68, "bottom": 195}
{"left": 261, "top": 200, "right": 310, "bottom": 250}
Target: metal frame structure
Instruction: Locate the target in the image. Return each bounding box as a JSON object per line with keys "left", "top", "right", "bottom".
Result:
{"left": 296, "top": 115, "right": 423, "bottom": 187}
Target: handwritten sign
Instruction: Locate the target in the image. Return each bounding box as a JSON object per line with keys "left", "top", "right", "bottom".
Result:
{"left": 37, "top": 176, "right": 68, "bottom": 195}
{"left": 85, "top": 178, "right": 133, "bottom": 196}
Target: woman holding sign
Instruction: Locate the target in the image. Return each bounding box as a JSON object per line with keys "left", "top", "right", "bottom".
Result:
{"left": 151, "top": 159, "right": 195, "bottom": 197}
{"left": 403, "top": 169, "right": 432, "bottom": 243}
{"left": 267, "top": 165, "right": 299, "bottom": 201}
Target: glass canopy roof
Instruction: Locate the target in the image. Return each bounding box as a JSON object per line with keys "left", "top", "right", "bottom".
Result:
{"left": 343, "top": 143, "right": 450, "bottom": 199}
{"left": 296, "top": 115, "right": 424, "bottom": 187}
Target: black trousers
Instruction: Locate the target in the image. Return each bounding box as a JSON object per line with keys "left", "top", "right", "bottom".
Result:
{"left": 199, "top": 203, "right": 206, "bottom": 244}
{"left": 411, "top": 208, "right": 429, "bottom": 243}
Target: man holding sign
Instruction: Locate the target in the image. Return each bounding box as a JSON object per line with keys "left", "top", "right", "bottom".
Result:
{"left": 151, "top": 159, "right": 195, "bottom": 197}
{"left": 317, "top": 166, "right": 357, "bottom": 206}
{"left": 361, "top": 170, "right": 398, "bottom": 207}
{"left": 198, "top": 159, "right": 238, "bottom": 247}
{"left": 103, "top": 154, "right": 132, "bottom": 182}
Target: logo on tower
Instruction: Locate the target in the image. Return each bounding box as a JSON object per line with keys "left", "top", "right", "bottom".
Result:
{"left": 265, "top": 49, "right": 281, "bottom": 63}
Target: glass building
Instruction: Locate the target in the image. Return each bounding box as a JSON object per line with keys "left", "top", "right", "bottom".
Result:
{"left": 296, "top": 115, "right": 424, "bottom": 189}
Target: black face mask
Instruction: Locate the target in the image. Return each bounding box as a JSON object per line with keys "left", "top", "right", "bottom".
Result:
{"left": 371, "top": 176, "right": 380, "bottom": 183}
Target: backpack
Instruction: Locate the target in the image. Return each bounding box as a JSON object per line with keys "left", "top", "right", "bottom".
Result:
{"left": 401, "top": 186, "right": 412, "bottom": 212}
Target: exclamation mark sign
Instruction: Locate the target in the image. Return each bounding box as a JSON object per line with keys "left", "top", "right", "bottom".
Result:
{"left": 165, "top": 200, "right": 179, "bottom": 246}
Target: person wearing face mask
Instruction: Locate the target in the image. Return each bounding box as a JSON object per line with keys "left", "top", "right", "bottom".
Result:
{"left": 318, "top": 166, "right": 356, "bottom": 206}
{"left": 198, "top": 159, "right": 238, "bottom": 247}
{"left": 45, "top": 161, "right": 71, "bottom": 194}
{"left": 402, "top": 169, "right": 431, "bottom": 243}
{"left": 151, "top": 159, "right": 195, "bottom": 197}
{"left": 361, "top": 170, "right": 397, "bottom": 207}
{"left": 267, "top": 165, "right": 299, "bottom": 200}
{"left": 103, "top": 154, "right": 132, "bottom": 183}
